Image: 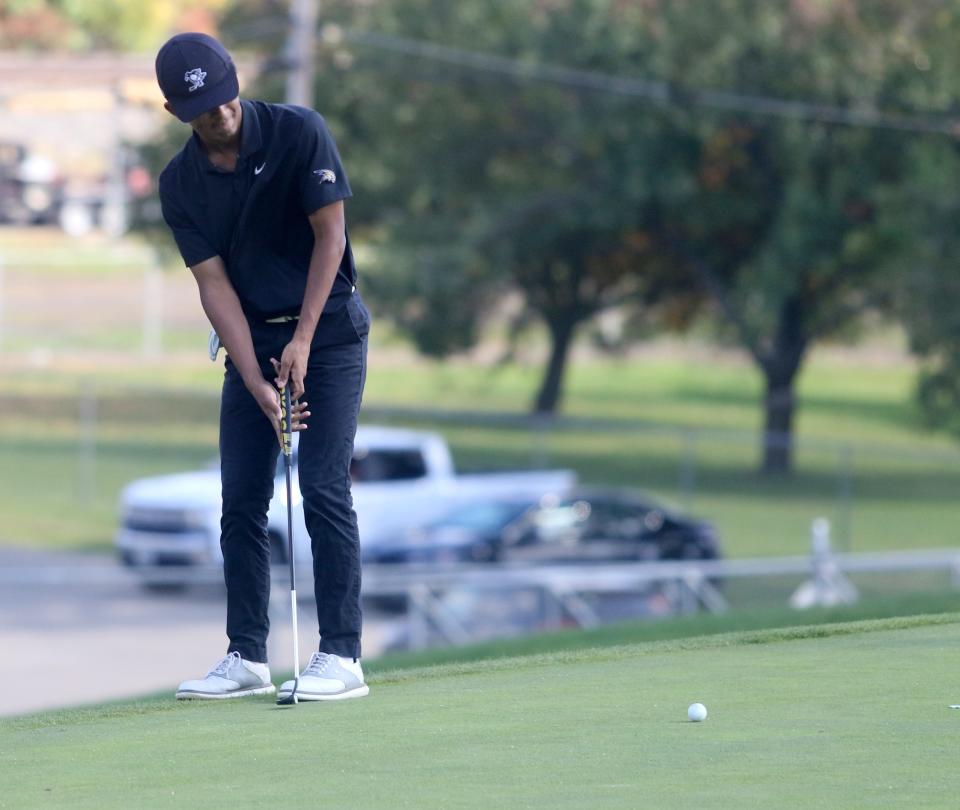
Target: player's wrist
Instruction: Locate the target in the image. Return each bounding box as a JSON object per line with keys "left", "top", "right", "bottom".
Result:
{"left": 241, "top": 367, "right": 269, "bottom": 393}
{"left": 290, "top": 330, "right": 313, "bottom": 351}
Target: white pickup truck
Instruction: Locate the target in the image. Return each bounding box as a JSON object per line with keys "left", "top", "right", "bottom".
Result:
{"left": 115, "top": 425, "right": 575, "bottom": 585}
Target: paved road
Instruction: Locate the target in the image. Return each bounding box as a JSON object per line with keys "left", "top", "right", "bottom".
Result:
{"left": 0, "top": 547, "right": 392, "bottom": 718}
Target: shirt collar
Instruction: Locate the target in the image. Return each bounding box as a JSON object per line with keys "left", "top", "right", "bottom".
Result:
{"left": 237, "top": 99, "right": 262, "bottom": 158}
{"left": 188, "top": 99, "right": 262, "bottom": 172}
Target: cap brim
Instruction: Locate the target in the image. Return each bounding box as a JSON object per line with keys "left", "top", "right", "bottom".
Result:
{"left": 167, "top": 71, "right": 239, "bottom": 123}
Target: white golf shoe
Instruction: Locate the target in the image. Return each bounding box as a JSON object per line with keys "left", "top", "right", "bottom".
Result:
{"left": 278, "top": 652, "right": 369, "bottom": 702}
{"left": 175, "top": 651, "right": 276, "bottom": 700}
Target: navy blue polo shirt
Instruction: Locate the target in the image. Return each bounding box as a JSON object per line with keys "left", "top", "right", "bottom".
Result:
{"left": 159, "top": 99, "right": 356, "bottom": 320}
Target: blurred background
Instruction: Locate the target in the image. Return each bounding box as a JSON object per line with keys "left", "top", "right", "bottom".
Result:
{"left": 3, "top": 0, "right": 960, "bottom": 716}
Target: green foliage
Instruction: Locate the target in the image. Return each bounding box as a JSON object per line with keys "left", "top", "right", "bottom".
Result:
{"left": 639, "top": 2, "right": 934, "bottom": 472}
{"left": 0, "top": 0, "right": 229, "bottom": 51}
{"left": 285, "top": 0, "right": 705, "bottom": 408}
{"left": 295, "top": 0, "right": 946, "bottom": 425}
{"left": 882, "top": 140, "right": 960, "bottom": 437}
{"left": 158, "top": 0, "right": 960, "bottom": 435}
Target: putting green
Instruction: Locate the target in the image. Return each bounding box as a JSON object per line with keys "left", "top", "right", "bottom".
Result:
{"left": 3, "top": 616, "right": 958, "bottom": 809}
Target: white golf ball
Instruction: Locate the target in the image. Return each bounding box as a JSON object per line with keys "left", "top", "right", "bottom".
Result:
{"left": 688, "top": 702, "right": 708, "bottom": 722}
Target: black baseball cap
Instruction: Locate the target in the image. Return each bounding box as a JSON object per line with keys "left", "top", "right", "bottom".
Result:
{"left": 155, "top": 32, "right": 239, "bottom": 123}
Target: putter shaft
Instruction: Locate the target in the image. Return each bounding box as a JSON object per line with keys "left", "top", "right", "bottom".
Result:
{"left": 279, "top": 385, "right": 300, "bottom": 705}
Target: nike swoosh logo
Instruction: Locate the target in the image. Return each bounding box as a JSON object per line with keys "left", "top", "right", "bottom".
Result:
{"left": 254, "top": 163, "right": 266, "bottom": 175}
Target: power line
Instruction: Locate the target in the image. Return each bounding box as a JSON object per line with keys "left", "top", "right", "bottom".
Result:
{"left": 230, "top": 19, "right": 960, "bottom": 137}
{"left": 338, "top": 28, "right": 960, "bottom": 137}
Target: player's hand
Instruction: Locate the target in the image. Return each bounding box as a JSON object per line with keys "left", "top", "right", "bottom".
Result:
{"left": 288, "top": 399, "right": 310, "bottom": 431}
{"left": 249, "top": 377, "right": 311, "bottom": 448}
{"left": 249, "top": 378, "right": 283, "bottom": 446}
{"left": 270, "top": 357, "right": 311, "bottom": 429}
{"left": 272, "top": 338, "right": 309, "bottom": 401}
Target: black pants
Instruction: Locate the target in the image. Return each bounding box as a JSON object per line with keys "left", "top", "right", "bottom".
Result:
{"left": 219, "top": 292, "right": 369, "bottom": 663}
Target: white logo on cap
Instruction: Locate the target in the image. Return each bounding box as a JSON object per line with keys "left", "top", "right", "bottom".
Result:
{"left": 184, "top": 68, "right": 207, "bottom": 93}
{"left": 314, "top": 169, "right": 336, "bottom": 184}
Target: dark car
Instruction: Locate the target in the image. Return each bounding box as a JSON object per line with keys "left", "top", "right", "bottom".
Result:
{"left": 362, "top": 488, "right": 720, "bottom": 565}
{"left": 364, "top": 498, "right": 537, "bottom": 565}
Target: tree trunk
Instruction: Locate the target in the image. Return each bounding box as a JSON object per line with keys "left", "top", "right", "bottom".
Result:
{"left": 761, "top": 373, "right": 797, "bottom": 474}
{"left": 759, "top": 296, "right": 807, "bottom": 475}
{"left": 533, "top": 317, "right": 577, "bottom": 414}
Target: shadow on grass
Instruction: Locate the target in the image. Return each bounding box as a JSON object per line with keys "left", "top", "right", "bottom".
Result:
{"left": 670, "top": 386, "right": 919, "bottom": 431}
{"left": 1, "top": 435, "right": 214, "bottom": 466}
{"left": 450, "top": 437, "right": 960, "bottom": 503}
{"left": 0, "top": 391, "right": 217, "bottom": 425}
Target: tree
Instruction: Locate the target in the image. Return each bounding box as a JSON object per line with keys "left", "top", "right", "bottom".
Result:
{"left": 881, "top": 139, "right": 960, "bottom": 438}
{"left": 318, "top": 0, "right": 927, "bottom": 468}
{"left": 660, "top": 116, "right": 904, "bottom": 473}
{"left": 206, "top": 0, "right": 958, "bottom": 471}
{"left": 636, "top": 0, "right": 933, "bottom": 473}
{"left": 0, "top": 1, "right": 230, "bottom": 51}
{"left": 868, "top": 6, "right": 960, "bottom": 438}
{"left": 291, "top": 0, "right": 702, "bottom": 413}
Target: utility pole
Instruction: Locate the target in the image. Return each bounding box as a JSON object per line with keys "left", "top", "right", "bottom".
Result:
{"left": 285, "top": 0, "right": 319, "bottom": 106}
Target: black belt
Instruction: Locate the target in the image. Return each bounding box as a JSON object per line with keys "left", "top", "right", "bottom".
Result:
{"left": 263, "top": 285, "right": 356, "bottom": 323}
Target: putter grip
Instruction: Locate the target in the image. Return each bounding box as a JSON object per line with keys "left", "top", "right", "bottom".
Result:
{"left": 280, "top": 385, "right": 293, "bottom": 460}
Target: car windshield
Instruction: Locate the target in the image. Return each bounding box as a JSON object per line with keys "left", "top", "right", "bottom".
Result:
{"left": 430, "top": 501, "right": 534, "bottom": 532}
{"left": 272, "top": 448, "right": 428, "bottom": 483}
{"left": 350, "top": 449, "right": 427, "bottom": 482}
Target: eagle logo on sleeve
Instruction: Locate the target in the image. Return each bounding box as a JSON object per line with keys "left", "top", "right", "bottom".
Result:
{"left": 313, "top": 169, "right": 337, "bottom": 184}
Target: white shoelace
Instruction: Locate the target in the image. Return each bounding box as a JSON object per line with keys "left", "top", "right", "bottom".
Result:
{"left": 207, "top": 651, "right": 241, "bottom": 677}
{"left": 303, "top": 652, "right": 332, "bottom": 677}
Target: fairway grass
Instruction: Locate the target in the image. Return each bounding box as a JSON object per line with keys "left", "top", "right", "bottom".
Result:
{"left": 2, "top": 352, "right": 960, "bottom": 556}
{"left": 4, "top": 615, "right": 959, "bottom": 809}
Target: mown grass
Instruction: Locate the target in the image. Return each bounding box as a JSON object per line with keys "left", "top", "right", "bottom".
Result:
{"left": 1, "top": 343, "right": 959, "bottom": 555}
{"left": 0, "top": 226, "right": 157, "bottom": 276}
{"left": 362, "top": 589, "right": 960, "bottom": 673}
{"left": 3, "top": 615, "right": 959, "bottom": 809}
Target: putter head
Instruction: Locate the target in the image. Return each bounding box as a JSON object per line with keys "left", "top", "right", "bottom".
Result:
{"left": 277, "top": 679, "right": 299, "bottom": 706}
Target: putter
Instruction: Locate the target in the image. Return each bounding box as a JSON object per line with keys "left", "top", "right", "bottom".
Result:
{"left": 277, "top": 384, "right": 300, "bottom": 706}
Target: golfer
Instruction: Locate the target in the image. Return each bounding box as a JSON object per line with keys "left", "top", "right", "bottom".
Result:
{"left": 155, "top": 32, "right": 370, "bottom": 701}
